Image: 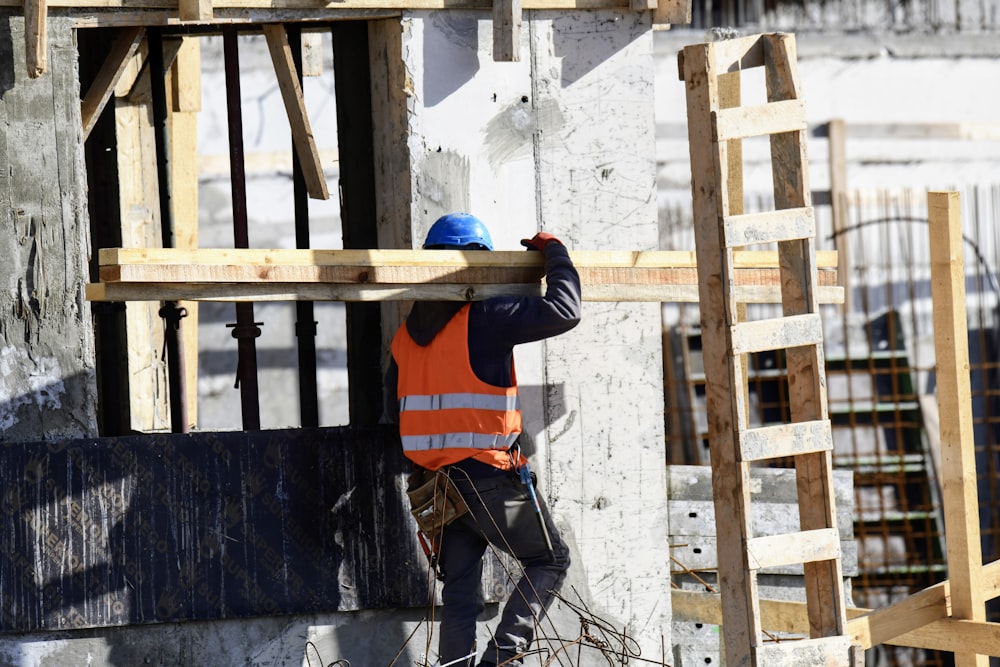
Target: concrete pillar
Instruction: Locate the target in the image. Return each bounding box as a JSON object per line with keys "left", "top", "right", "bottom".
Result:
{"left": 397, "top": 9, "right": 670, "bottom": 662}
{"left": 0, "top": 15, "right": 98, "bottom": 442}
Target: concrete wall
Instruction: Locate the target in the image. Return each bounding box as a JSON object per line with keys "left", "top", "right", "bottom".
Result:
{"left": 0, "top": 15, "right": 98, "bottom": 443}
{"left": 390, "top": 10, "right": 670, "bottom": 663}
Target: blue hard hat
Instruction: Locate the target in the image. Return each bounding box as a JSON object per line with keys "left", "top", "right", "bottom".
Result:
{"left": 423, "top": 213, "right": 494, "bottom": 251}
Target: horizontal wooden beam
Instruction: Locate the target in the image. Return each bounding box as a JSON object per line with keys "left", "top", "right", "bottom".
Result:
{"left": 0, "top": 0, "right": 644, "bottom": 27}
{"left": 86, "top": 281, "right": 844, "bottom": 303}
{"left": 674, "top": 557, "right": 1000, "bottom": 653}
{"left": 87, "top": 248, "right": 842, "bottom": 303}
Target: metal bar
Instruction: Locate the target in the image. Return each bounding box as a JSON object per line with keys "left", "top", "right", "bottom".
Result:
{"left": 223, "top": 26, "right": 262, "bottom": 431}
{"left": 289, "top": 24, "right": 320, "bottom": 428}
{"left": 148, "top": 28, "right": 189, "bottom": 434}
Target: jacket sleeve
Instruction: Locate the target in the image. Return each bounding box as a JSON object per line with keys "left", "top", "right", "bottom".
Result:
{"left": 474, "top": 241, "right": 582, "bottom": 346}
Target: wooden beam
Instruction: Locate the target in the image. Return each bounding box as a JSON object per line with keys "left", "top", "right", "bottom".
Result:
{"left": 86, "top": 281, "right": 844, "bottom": 303}
{"left": 929, "top": 190, "right": 989, "bottom": 667}
{"left": 262, "top": 23, "right": 330, "bottom": 200}
{"left": 171, "top": 35, "right": 201, "bottom": 112}
{"left": 629, "top": 0, "right": 655, "bottom": 13}
{"left": 9, "top": 0, "right": 633, "bottom": 10}
{"left": 652, "top": 0, "right": 690, "bottom": 24}
{"left": 492, "top": 0, "right": 521, "bottom": 61}
{"left": 126, "top": 37, "right": 183, "bottom": 104}
{"left": 81, "top": 27, "right": 144, "bottom": 141}
{"left": 97, "top": 247, "right": 838, "bottom": 269}
{"left": 96, "top": 247, "right": 839, "bottom": 283}
{"left": 674, "top": 589, "right": 1000, "bottom": 655}
{"left": 24, "top": 0, "right": 47, "bottom": 78}
{"left": 178, "top": 0, "right": 212, "bottom": 21}
{"left": 674, "top": 558, "right": 1000, "bottom": 651}
{"left": 827, "top": 119, "right": 851, "bottom": 313}
{"left": 88, "top": 248, "right": 842, "bottom": 303}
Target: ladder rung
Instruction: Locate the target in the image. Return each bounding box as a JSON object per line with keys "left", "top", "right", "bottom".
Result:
{"left": 747, "top": 528, "right": 841, "bottom": 571}
{"left": 713, "top": 99, "right": 807, "bottom": 142}
{"left": 723, "top": 207, "right": 815, "bottom": 248}
{"left": 755, "top": 635, "right": 851, "bottom": 666}
{"left": 739, "top": 420, "right": 832, "bottom": 462}
{"left": 731, "top": 313, "right": 823, "bottom": 355}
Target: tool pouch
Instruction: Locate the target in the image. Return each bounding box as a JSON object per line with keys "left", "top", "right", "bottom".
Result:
{"left": 406, "top": 467, "right": 468, "bottom": 539}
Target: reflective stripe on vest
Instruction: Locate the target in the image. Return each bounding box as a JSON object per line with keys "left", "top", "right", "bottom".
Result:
{"left": 400, "top": 431, "right": 520, "bottom": 452}
{"left": 399, "top": 392, "right": 521, "bottom": 413}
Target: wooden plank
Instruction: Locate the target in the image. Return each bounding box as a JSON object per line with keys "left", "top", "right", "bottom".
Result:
{"left": 929, "top": 190, "right": 988, "bottom": 667}
{"left": 171, "top": 36, "right": 201, "bottom": 112}
{"left": 86, "top": 281, "right": 844, "bottom": 304}
{"left": 723, "top": 206, "right": 814, "bottom": 248}
{"left": 99, "top": 260, "right": 838, "bottom": 287}
{"left": 262, "top": 23, "right": 330, "bottom": 200}
{"left": 738, "top": 420, "right": 832, "bottom": 462}
{"left": 705, "top": 33, "right": 765, "bottom": 73}
{"left": 167, "top": 47, "right": 201, "bottom": 428}
{"left": 114, "top": 68, "right": 171, "bottom": 432}
{"left": 178, "top": 0, "right": 211, "bottom": 20}
{"left": 671, "top": 536, "right": 859, "bottom": 576}
{"left": 730, "top": 313, "right": 823, "bottom": 355}
{"left": 765, "top": 31, "right": 846, "bottom": 646}
{"left": 651, "top": 0, "right": 689, "bottom": 23}
{"left": 675, "top": 557, "right": 1000, "bottom": 654}
{"left": 81, "top": 26, "right": 144, "bottom": 140}
{"left": 713, "top": 98, "right": 807, "bottom": 142}
{"left": 746, "top": 528, "right": 841, "bottom": 571}
{"left": 827, "top": 119, "right": 851, "bottom": 313}
{"left": 24, "top": 0, "right": 47, "bottom": 78}
{"left": 8, "top": 0, "right": 633, "bottom": 10}
{"left": 492, "top": 0, "right": 521, "bottom": 61}
{"left": 126, "top": 37, "right": 182, "bottom": 104}
{"left": 97, "top": 247, "right": 838, "bottom": 269}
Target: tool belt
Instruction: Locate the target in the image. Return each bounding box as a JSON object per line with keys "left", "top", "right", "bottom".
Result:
{"left": 406, "top": 467, "right": 468, "bottom": 540}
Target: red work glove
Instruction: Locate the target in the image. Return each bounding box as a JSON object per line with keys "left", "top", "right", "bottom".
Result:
{"left": 520, "top": 232, "right": 563, "bottom": 251}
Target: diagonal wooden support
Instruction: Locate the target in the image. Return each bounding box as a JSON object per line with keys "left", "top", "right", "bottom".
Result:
{"left": 929, "top": 190, "right": 989, "bottom": 666}
{"left": 492, "top": 0, "right": 522, "bottom": 62}
{"left": 23, "top": 0, "right": 46, "bottom": 78}
{"left": 81, "top": 27, "right": 145, "bottom": 141}
{"left": 262, "top": 23, "right": 329, "bottom": 200}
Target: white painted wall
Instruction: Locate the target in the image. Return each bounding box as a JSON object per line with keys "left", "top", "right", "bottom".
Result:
{"left": 398, "top": 11, "right": 669, "bottom": 664}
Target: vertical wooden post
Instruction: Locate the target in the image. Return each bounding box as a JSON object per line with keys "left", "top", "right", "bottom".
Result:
{"left": 828, "top": 119, "right": 851, "bottom": 313}
{"left": 493, "top": 0, "right": 522, "bottom": 62}
{"left": 169, "top": 36, "right": 201, "bottom": 426}
{"left": 24, "top": 0, "right": 46, "bottom": 78}
{"left": 928, "top": 190, "right": 988, "bottom": 667}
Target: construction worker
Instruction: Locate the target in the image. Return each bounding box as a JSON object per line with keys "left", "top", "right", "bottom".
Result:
{"left": 385, "top": 212, "right": 581, "bottom": 667}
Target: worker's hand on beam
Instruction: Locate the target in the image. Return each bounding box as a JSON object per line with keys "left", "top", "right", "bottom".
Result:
{"left": 520, "top": 232, "right": 563, "bottom": 251}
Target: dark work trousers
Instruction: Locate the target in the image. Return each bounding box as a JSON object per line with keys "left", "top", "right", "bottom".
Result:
{"left": 436, "top": 467, "right": 571, "bottom": 667}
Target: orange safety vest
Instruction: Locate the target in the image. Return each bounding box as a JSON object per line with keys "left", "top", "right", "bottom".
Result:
{"left": 391, "top": 304, "right": 525, "bottom": 471}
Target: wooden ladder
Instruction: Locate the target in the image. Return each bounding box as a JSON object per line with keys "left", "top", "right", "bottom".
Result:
{"left": 678, "top": 33, "right": 852, "bottom": 666}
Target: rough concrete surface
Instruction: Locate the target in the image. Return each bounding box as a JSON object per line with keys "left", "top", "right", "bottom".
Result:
{"left": 0, "top": 15, "right": 98, "bottom": 443}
